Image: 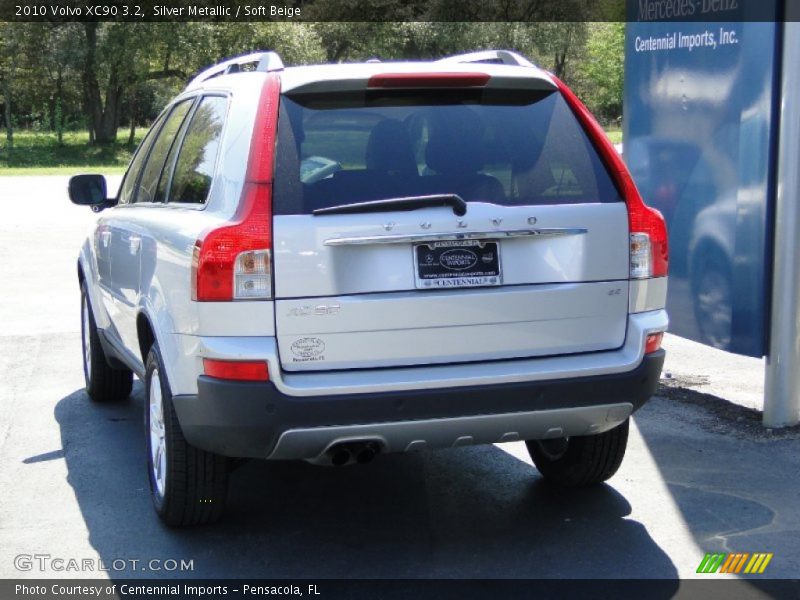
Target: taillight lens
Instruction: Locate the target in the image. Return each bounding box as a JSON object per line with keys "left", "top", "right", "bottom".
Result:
{"left": 203, "top": 359, "right": 269, "bottom": 382}
{"left": 552, "top": 75, "right": 668, "bottom": 279}
{"left": 191, "top": 183, "right": 273, "bottom": 301}
{"left": 630, "top": 233, "right": 652, "bottom": 279}
{"left": 192, "top": 74, "right": 280, "bottom": 301}
{"left": 628, "top": 188, "right": 668, "bottom": 278}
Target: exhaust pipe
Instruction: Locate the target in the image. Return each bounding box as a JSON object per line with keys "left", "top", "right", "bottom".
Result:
{"left": 324, "top": 440, "right": 382, "bottom": 466}
{"left": 355, "top": 442, "right": 379, "bottom": 464}
{"left": 330, "top": 447, "right": 351, "bottom": 467}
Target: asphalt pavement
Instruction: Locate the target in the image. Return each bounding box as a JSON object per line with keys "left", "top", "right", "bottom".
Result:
{"left": 0, "top": 176, "right": 798, "bottom": 582}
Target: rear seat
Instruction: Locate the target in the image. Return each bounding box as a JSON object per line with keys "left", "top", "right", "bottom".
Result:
{"left": 304, "top": 114, "right": 506, "bottom": 211}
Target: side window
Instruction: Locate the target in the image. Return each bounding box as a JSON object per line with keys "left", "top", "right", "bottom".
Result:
{"left": 167, "top": 96, "right": 228, "bottom": 204}
{"left": 134, "top": 99, "right": 193, "bottom": 204}
{"left": 117, "top": 112, "right": 166, "bottom": 205}
{"left": 154, "top": 107, "right": 193, "bottom": 204}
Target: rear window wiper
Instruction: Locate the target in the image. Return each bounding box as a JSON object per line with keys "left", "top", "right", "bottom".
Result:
{"left": 312, "top": 194, "right": 467, "bottom": 217}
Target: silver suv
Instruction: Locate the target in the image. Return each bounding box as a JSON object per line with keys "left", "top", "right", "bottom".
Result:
{"left": 69, "top": 50, "right": 669, "bottom": 526}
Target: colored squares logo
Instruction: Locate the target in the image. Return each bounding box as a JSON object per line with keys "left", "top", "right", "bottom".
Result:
{"left": 697, "top": 553, "right": 773, "bottom": 574}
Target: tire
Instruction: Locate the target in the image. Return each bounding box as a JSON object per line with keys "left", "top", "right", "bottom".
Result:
{"left": 145, "top": 344, "right": 228, "bottom": 526}
{"left": 81, "top": 283, "right": 133, "bottom": 402}
{"left": 526, "top": 419, "right": 630, "bottom": 487}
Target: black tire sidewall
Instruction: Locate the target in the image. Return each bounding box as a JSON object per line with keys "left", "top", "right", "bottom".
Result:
{"left": 80, "top": 287, "right": 92, "bottom": 389}
{"left": 80, "top": 283, "right": 108, "bottom": 398}
{"left": 144, "top": 343, "right": 229, "bottom": 526}
{"left": 145, "top": 345, "right": 170, "bottom": 515}
{"left": 79, "top": 282, "right": 133, "bottom": 402}
{"left": 526, "top": 418, "right": 630, "bottom": 486}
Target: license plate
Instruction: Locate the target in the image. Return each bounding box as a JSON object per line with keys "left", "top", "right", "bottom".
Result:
{"left": 414, "top": 240, "right": 501, "bottom": 289}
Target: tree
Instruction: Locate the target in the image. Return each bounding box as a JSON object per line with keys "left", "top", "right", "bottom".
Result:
{"left": 304, "top": 21, "right": 409, "bottom": 63}
{"left": 0, "top": 14, "right": 622, "bottom": 152}
{"left": 0, "top": 21, "right": 14, "bottom": 153}
{"left": 577, "top": 23, "right": 625, "bottom": 121}
{"left": 81, "top": 23, "right": 190, "bottom": 144}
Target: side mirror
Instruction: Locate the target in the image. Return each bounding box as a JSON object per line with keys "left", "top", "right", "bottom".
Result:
{"left": 68, "top": 174, "right": 111, "bottom": 210}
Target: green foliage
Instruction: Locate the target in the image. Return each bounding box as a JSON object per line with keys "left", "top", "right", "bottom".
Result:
{"left": 0, "top": 15, "right": 626, "bottom": 171}
{"left": 576, "top": 23, "right": 625, "bottom": 122}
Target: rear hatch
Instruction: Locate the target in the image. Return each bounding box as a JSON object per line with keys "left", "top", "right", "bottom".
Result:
{"left": 271, "top": 76, "right": 629, "bottom": 371}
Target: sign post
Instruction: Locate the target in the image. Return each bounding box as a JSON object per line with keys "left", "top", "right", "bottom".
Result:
{"left": 764, "top": 20, "right": 800, "bottom": 427}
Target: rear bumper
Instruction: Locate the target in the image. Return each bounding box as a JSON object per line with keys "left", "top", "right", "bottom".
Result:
{"left": 171, "top": 349, "right": 664, "bottom": 460}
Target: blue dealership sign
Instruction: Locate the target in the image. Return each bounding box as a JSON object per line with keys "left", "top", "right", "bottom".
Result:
{"left": 624, "top": 10, "right": 781, "bottom": 356}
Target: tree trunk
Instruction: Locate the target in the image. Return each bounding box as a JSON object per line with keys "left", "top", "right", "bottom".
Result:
{"left": 553, "top": 50, "right": 567, "bottom": 79}
{"left": 55, "top": 69, "right": 64, "bottom": 145}
{"left": 82, "top": 23, "right": 102, "bottom": 143}
{"left": 3, "top": 74, "right": 12, "bottom": 152}
{"left": 82, "top": 23, "right": 120, "bottom": 144}
{"left": 48, "top": 96, "right": 56, "bottom": 131}
{"left": 127, "top": 90, "right": 137, "bottom": 146}
{"left": 95, "top": 82, "right": 120, "bottom": 144}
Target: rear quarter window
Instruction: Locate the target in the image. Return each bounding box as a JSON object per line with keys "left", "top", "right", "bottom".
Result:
{"left": 117, "top": 112, "right": 166, "bottom": 205}
{"left": 135, "top": 99, "right": 193, "bottom": 204}
{"left": 167, "top": 95, "right": 229, "bottom": 205}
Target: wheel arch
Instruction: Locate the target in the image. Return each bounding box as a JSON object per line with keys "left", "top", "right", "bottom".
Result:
{"left": 137, "top": 312, "right": 157, "bottom": 367}
{"left": 77, "top": 253, "right": 112, "bottom": 331}
{"left": 135, "top": 307, "right": 186, "bottom": 399}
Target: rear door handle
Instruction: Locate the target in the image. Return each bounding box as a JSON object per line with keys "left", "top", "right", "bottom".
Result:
{"left": 129, "top": 235, "right": 141, "bottom": 254}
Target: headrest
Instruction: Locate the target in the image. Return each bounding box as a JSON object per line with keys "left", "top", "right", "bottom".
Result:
{"left": 365, "top": 119, "right": 418, "bottom": 176}
{"left": 424, "top": 110, "right": 486, "bottom": 174}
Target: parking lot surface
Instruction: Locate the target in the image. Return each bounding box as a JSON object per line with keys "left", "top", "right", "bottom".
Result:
{"left": 0, "top": 176, "right": 798, "bottom": 581}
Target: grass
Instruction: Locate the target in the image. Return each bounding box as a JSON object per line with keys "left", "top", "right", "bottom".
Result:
{"left": 605, "top": 128, "right": 623, "bottom": 145}
{"left": 0, "top": 128, "right": 144, "bottom": 176}
{"left": 0, "top": 165, "right": 128, "bottom": 176}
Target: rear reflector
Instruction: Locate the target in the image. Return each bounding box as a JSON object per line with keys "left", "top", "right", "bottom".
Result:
{"left": 368, "top": 72, "right": 490, "bottom": 88}
{"left": 203, "top": 359, "right": 269, "bottom": 382}
{"left": 645, "top": 333, "right": 664, "bottom": 354}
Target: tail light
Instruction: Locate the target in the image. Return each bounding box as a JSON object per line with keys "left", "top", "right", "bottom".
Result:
{"left": 192, "top": 74, "right": 281, "bottom": 301}
{"left": 645, "top": 332, "right": 664, "bottom": 354}
{"left": 552, "top": 75, "right": 668, "bottom": 279}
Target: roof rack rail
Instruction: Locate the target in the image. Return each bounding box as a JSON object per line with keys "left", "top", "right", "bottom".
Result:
{"left": 186, "top": 51, "right": 284, "bottom": 90}
{"left": 436, "top": 50, "right": 536, "bottom": 68}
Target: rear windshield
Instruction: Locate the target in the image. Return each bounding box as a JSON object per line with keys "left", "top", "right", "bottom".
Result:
{"left": 272, "top": 88, "right": 621, "bottom": 215}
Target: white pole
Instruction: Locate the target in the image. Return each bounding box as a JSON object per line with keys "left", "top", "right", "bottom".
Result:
{"left": 764, "top": 18, "right": 800, "bottom": 427}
